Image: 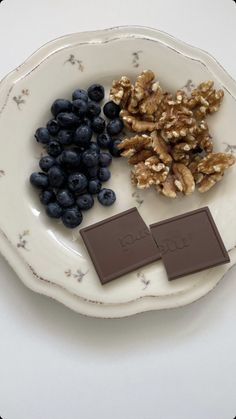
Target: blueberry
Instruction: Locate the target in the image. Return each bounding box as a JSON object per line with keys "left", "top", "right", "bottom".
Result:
{"left": 86, "top": 101, "right": 101, "bottom": 118}
{"left": 72, "top": 99, "right": 88, "bottom": 118}
{"left": 107, "top": 118, "right": 124, "bottom": 136}
{"left": 87, "top": 84, "right": 105, "bottom": 102}
{"left": 89, "top": 142, "right": 100, "bottom": 153}
{"left": 46, "top": 119, "right": 60, "bottom": 136}
{"left": 67, "top": 173, "right": 88, "bottom": 193}
{"left": 97, "top": 133, "right": 112, "bottom": 149}
{"left": 46, "top": 202, "right": 63, "bottom": 219}
{"left": 74, "top": 125, "right": 93, "bottom": 147}
{"left": 35, "top": 127, "right": 51, "bottom": 144}
{"left": 57, "top": 112, "right": 81, "bottom": 127}
{"left": 62, "top": 206, "right": 83, "bottom": 228}
{"left": 39, "top": 155, "right": 57, "bottom": 172}
{"left": 72, "top": 88, "right": 88, "bottom": 102}
{"left": 51, "top": 99, "right": 72, "bottom": 117}
{"left": 40, "top": 189, "right": 55, "bottom": 205}
{"left": 109, "top": 138, "right": 121, "bottom": 157}
{"left": 61, "top": 149, "right": 81, "bottom": 168}
{"left": 98, "top": 167, "right": 111, "bottom": 182}
{"left": 91, "top": 116, "right": 105, "bottom": 134}
{"left": 88, "top": 178, "right": 102, "bottom": 194}
{"left": 99, "top": 152, "right": 112, "bottom": 167}
{"left": 103, "top": 101, "right": 120, "bottom": 119}
{"left": 48, "top": 166, "right": 66, "bottom": 188}
{"left": 82, "top": 150, "right": 99, "bottom": 168}
{"left": 56, "top": 189, "right": 75, "bottom": 208}
{"left": 47, "top": 140, "right": 62, "bottom": 157}
{"left": 30, "top": 172, "right": 49, "bottom": 189}
{"left": 83, "top": 117, "right": 92, "bottom": 128}
{"left": 77, "top": 194, "right": 94, "bottom": 210}
{"left": 98, "top": 188, "right": 116, "bottom": 206}
{"left": 86, "top": 166, "right": 99, "bottom": 179}
{"left": 57, "top": 129, "right": 73, "bottom": 145}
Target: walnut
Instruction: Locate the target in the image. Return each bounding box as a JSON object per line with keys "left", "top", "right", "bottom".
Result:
{"left": 110, "top": 70, "right": 232, "bottom": 198}
{"left": 197, "top": 173, "right": 223, "bottom": 193}
{"left": 189, "top": 80, "right": 224, "bottom": 118}
{"left": 120, "top": 110, "right": 159, "bottom": 132}
{"left": 196, "top": 152, "right": 235, "bottom": 192}
{"left": 139, "top": 85, "right": 163, "bottom": 115}
{"left": 172, "top": 163, "right": 195, "bottom": 195}
{"left": 171, "top": 139, "right": 198, "bottom": 163}
{"left": 196, "top": 123, "right": 213, "bottom": 153}
{"left": 150, "top": 131, "right": 172, "bottom": 165}
{"left": 117, "top": 134, "right": 151, "bottom": 151}
{"left": 127, "top": 70, "right": 155, "bottom": 114}
{"left": 128, "top": 149, "right": 154, "bottom": 165}
{"left": 110, "top": 76, "right": 132, "bottom": 107}
{"left": 157, "top": 174, "right": 177, "bottom": 198}
{"left": 158, "top": 106, "right": 198, "bottom": 141}
{"left": 197, "top": 152, "right": 235, "bottom": 174}
{"left": 131, "top": 161, "right": 169, "bottom": 189}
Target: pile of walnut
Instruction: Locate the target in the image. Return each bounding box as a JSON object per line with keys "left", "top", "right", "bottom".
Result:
{"left": 110, "top": 70, "right": 235, "bottom": 197}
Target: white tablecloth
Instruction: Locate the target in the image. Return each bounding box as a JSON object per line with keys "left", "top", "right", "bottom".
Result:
{"left": 0, "top": 1, "right": 236, "bottom": 418}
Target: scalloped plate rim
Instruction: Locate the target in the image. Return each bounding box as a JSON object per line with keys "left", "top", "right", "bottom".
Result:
{"left": 0, "top": 25, "right": 236, "bottom": 317}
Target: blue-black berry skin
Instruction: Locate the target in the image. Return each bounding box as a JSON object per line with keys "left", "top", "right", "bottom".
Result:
{"left": 106, "top": 118, "right": 124, "bottom": 136}
{"left": 47, "top": 140, "right": 62, "bottom": 157}
{"left": 67, "top": 172, "right": 88, "bottom": 193}
{"left": 86, "top": 101, "right": 101, "bottom": 118}
{"left": 72, "top": 99, "right": 88, "bottom": 118}
{"left": 46, "top": 202, "right": 63, "bottom": 218}
{"left": 99, "top": 152, "right": 112, "bottom": 167}
{"left": 97, "top": 133, "right": 112, "bottom": 149}
{"left": 77, "top": 193, "right": 94, "bottom": 210}
{"left": 51, "top": 99, "right": 72, "bottom": 117}
{"left": 83, "top": 117, "right": 92, "bottom": 128}
{"left": 56, "top": 189, "right": 75, "bottom": 208}
{"left": 86, "top": 166, "right": 99, "bottom": 179}
{"left": 88, "top": 178, "right": 102, "bottom": 194}
{"left": 57, "top": 112, "right": 81, "bottom": 128}
{"left": 74, "top": 125, "right": 93, "bottom": 147}
{"left": 97, "top": 188, "right": 116, "bottom": 206}
{"left": 87, "top": 84, "right": 105, "bottom": 102}
{"left": 61, "top": 150, "right": 81, "bottom": 168}
{"left": 91, "top": 116, "right": 105, "bottom": 134}
{"left": 72, "top": 88, "right": 88, "bottom": 102}
{"left": 46, "top": 119, "right": 60, "bottom": 136}
{"left": 35, "top": 127, "right": 51, "bottom": 144}
{"left": 39, "top": 189, "right": 55, "bottom": 205}
{"left": 82, "top": 150, "right": 99, "bottom": 168}
{"left": 62, "top": 206, "right": 83, "bottom": 228}
{"left": 89, "top": 142, "right": 100, "bottom": 153}
{"left": 103, "top": 101, "right": 120, "bottom": 119}
{"left": 109, "top": 138, "right": 121, "bottom": 157}
{"left": 98, "top": 167, "right": 111, "bottom": 182}
{"left": 57, "top": 129, "right": 73, "bottom": 145}
{"left": 39, "top": 155, "right": 57, "bottom": 172}
{"left": 48, "top": 166, "right": 66, "bottom": 188}
{"left": 30, "top": 172, "right": 49, "bottom": 189}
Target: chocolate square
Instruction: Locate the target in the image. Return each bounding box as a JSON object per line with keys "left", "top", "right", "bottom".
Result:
{"left": 150, "top": 207, "right": 230, "bottom": 280}
{"left": 80, "top": 208, "right": 161, "bottom": 285}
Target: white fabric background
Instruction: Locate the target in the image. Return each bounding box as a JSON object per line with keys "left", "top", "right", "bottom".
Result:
{"left": 0, "top": 1, "right": 236, "bottom": 418}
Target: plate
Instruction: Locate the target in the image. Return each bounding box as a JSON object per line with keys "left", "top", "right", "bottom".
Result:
{"left": 0, "top": 26, "right": 236, "bottom": 317}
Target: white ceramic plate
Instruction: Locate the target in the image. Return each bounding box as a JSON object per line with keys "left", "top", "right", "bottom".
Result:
{"left": 0, "top": 26, "right": 236, "bottom": 317}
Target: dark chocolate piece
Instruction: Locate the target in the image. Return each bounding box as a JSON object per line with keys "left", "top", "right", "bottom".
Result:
{"left": 150, "top": 207, "right": 230, "bottom": 280}
{"left": 80, "top": 207, "right": 161, "bottom": 284}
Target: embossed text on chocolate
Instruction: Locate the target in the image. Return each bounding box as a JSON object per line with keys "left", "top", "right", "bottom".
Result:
{"left": 119, "top": 228, "right": 150, "bottom": 251}
{"left": 159, "top": 233, "right": 192, "bottom": 255}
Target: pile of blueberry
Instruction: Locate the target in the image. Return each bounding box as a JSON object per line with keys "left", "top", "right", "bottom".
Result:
{"left": 30, "top": 84, "right": 124, "bottom": 228}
